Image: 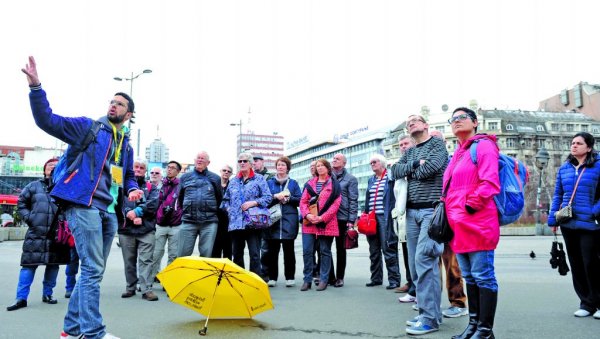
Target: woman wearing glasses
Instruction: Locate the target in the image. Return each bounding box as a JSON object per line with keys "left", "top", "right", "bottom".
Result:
{"left": 299, "top": 158, "right": 341, "bottom": 291}
{"left": 221, "top": 153, "right": 272, "bottom": 274}
{"left": 212, "top": 165, "right": 233, "bottom": 259}
{"left": 443, "top": 107, "right": 500, "bottom": 339}
{"left": 364, "top": 154, "right": 401, "bottom": 290}
{"left": 264, "top": 157, "right": 302, "bottom": 287}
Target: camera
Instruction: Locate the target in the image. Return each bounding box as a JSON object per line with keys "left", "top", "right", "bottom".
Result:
{"left": 163, "top": 205, "right": 173, "bottom": 216}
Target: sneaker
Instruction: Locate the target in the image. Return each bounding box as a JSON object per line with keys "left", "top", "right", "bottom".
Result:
{"left": 142, "top": 291, "right": 159, "bottom": 301}
{"left": 285, "top": 280, "right": 295, "bottom": 287}
{"left": 121, "top": 290, "right": 136, "bottom": 298}
{"left": 406, "top": 315, "right": 420, "bottom": 326}
{"left": 593, "top": 310, "right": 600, "bottom": 319}
{"left": 267, "top": 280, "right": 277, "bottom": 287}
{"left": 406, "top": 321, "right": 438, "bottom": 335}
{"left": 103, "top": 334, "right": 120, "bottom": 339}
{"left": 412, "top": 303, "right": 419, "bottom": 311}
{"left": 398, "top": 294, "right": 416, "bottom": 303}
{"left": 59, "top": 332, "right": 84, "bottom": 339}
{"left": 442, "top": 306, "right": 468, "bottom": 318}
{"left": 65, "top": 290, "right": 72, "bottom": 299}
{"left": 574, "top": 309, "right": 591, "bottom": 317}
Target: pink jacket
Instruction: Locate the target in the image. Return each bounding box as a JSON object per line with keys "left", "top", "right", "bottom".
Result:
{"left": 443, "top": 134, "right": 500, "bottom": 253}
{"left": 299, "top": 176, "right": 342, "bottom": 236}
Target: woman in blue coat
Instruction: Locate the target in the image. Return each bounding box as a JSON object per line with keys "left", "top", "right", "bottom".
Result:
{"left": 548, "top": 132, "right": 600, "bottom": 319}
{"left": 265, "top": 157, "right": 302, "bottom": 287}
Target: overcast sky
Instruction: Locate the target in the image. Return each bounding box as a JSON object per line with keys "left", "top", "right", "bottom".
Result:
{"left": 2, "top": 0, "right": 598, "bottom": 169}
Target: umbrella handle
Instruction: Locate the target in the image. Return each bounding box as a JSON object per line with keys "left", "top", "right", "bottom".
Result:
{"left": 199, "top": 326, "right": 208, "bottom": 336}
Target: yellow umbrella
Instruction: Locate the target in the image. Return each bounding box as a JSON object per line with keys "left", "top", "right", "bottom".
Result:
{"left": 157, "top": 256, "right": 274, "bottom": 336}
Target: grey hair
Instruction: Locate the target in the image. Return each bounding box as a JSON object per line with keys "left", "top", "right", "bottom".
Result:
{"left": 134, "top": 158, "right": 147, "bottom": 168}
{"left": 370, "top": 153, "right": 387, "bottom": 167}
{"left": 398, "top": 134, "right": 413, "bottom": 142}
{"left": 238, "top": 152, "right": 254, "bottom": 163}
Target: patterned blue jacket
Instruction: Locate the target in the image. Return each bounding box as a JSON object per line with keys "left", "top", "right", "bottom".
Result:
{"left": 221, "top": 172, "right": 272, "bottom": 231}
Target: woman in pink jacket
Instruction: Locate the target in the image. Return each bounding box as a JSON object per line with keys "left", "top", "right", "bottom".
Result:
{"left": 444, "top": 107, "right": 500, "bottom": 339}
{"left": 299, "top": 158, "right": 341, "bottom": 291}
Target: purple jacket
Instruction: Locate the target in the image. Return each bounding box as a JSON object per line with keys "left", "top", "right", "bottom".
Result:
{"left": 156, "top": 177, "right": 182, "bottom": 226}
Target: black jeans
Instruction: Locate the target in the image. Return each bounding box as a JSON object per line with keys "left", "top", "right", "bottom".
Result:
{"left": 231, "top": 229, "right": 262, "bottom": 275}
{"left": 561, "top": 227, "right": 600, "bottom": 312}
{"left": 329, "top": 219, "right": 348, "bottom": 281}
{"left": 266, "top": 239, "right": 296, "bottom": 280}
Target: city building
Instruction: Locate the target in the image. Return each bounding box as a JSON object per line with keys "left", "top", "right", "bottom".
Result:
{"left": 539, "top": 82, "right": 600, "bottom": 121}
{"left": 145, "top": 137, "right": 170, "bottom": 164}
{"left": 235, "top": 132, "right": 284, "bottom": 171}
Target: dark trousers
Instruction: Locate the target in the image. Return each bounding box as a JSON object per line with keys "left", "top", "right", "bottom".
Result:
{"left": 366, "top": 214, "right": 401, "bottom": 285}
{"left": 231, "top": 229, "right": 262, "bottom": 275}
{"left": 212, "top": 220, "right": 232, "bottom": 260}
{"left": 266, "top": 239, "right": 296, "bottom": 280}
{"left": 561, "top": 227, "right": 600, "bottom": 312}
{"left": 441, "top": 243, "right": 467, "bottom": 308}
{"left": 328, "top": 219, "right": 348, "bottom": 281}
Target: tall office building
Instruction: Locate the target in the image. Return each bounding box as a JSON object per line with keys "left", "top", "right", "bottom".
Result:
{"left": 145, "top": 137, "right": 170, "bottom": 163}
{"left": 236, "top": 132, "right": 284, "bottom": 171}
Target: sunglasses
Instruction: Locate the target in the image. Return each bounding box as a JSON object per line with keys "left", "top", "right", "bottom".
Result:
{"left": 370, "top": 161, "right": 378, "bottom": 165}
{"left": 448, "top": 113, "right": 471, "bottom": 124}
{"left": 150, "top": 172, "right": 161, "bottom": 175}
{"left": 221, "top": 169, "right": 232, "bottom": 173}
{"left": 237, "top": 159, "right": 249, "bottom": 163}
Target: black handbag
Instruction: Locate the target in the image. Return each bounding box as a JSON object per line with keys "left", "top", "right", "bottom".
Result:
{"left": 427, "top": 179, "right": 453, "bottom": 244}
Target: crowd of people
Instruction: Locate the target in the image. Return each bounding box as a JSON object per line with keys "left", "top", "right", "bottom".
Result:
{"left": 6, "top": 56, "right": 599, "bottom": 339}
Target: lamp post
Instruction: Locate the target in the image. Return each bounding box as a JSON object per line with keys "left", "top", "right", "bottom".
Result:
{"left": 535, "top": 147, "right": 550, "bottom": 235}
{"left": 230, "top": 119, "right": 242, "bottom": 154}
{"left": 113, "top": 69, "right": 152, "bottom": 155}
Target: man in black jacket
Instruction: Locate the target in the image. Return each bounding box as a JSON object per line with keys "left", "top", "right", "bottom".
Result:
{"left": 118, "top": 159, "right": 159, "bottom": 301}
{"left": 177, "top": 151, "right": 222, "bottom": 257}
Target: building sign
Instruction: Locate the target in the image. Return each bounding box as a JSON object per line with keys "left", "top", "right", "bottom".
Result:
{"left": 286, "top": 136, "right": 310, "bottom": 150}
{"left": 335, "top": 126, "right": 369, "bottom": 141}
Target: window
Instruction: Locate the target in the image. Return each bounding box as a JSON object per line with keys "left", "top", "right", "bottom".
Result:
{"left": 536, "top": 125, "right": 544, "bottom": 132}
{"left": 537, "top": 139, "right": 545, "bottom": 148}
{"left": 551, "top": 123, "right": 559, "bottom": 131}
{"left": 523, "top": 139, "right": 532, "bottom": 148}
{"left": 567, "top": 124, "right": 574, "bottom": 132}
{"left": 488, "top": 122, "right": 498, "bottom": 130}
{"left": 594, "top": 128, "right": 600, "bottom": 134}
{"left": 581, "top": 125, "right": 589, "bottom": 132}
{"left": 506, "top": 124, "right": 514, "bottom": 131}
{"left": 435, "top": 126, "right": 445, "bottom": 133}
{"left": 506, "top": 138, "right": 516, "bottom": 148}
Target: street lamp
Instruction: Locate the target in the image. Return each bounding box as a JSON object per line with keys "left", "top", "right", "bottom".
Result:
{"left": 113, "top": 69, "right": 152, "bottom": 154}
{"left": 535, "top": 147, "right": 550, "bottom": 235}
{"left": 230, "top": 119, "right": 242, "bottom": 154}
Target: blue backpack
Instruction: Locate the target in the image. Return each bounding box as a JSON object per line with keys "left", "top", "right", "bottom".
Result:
{"left": 470, "top": 140, "right": 529, "bottom": 226}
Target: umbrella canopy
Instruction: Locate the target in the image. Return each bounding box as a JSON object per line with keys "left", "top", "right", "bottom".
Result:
{"left": 157, "top": 256, "right": 274, "bottom": 319}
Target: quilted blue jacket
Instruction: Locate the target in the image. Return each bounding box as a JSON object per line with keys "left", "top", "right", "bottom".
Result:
{"left": 548, "top": 155, "right": 600, "bottom": 230}
{"left": 221, "top": 172, "right": 272, "bottom": 231}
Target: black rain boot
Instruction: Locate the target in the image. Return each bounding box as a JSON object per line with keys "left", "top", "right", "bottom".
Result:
{"left": 471, "top": 287, "right": 497, "bottom": 339}
{"left": 452, "top": 283, "right": 479, "bottom": 339}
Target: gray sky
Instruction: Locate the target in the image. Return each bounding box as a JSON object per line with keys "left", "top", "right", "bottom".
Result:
{"left": 2, "top": 0, "right": 598, "bottom": 169}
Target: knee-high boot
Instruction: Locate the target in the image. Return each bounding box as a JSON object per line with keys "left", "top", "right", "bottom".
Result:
{"left": 452, "top": 283, "right": 479, "bottom": 339}
{"left": 471, "top": 287, "right": 497, "bottom": 339}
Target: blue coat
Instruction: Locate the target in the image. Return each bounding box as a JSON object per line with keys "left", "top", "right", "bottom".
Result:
{"left": 364, "top": 174, "right": 398, "bottom": 248}
{"left": 266, "top": 177, "right": 302, "bottom": 240}
{"left": 221, "top": 172, "right": 272, "bottom": 231}
{"left": 548, "top": 156, "right": 600, "bottom": 230}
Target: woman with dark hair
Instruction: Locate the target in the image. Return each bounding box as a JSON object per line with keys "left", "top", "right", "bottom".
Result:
{"left": 548, "top": 131, "right": 600, "bottom": 319}
{"left": 299, "top": 158, "right": 341, "bottom": 291}
{"left": 7, "top": 158, "right": 69, "bottom": 311}
{"left": 443, "top": 107, "right": 501, "bottom": 339}
{"left": 265, "top": 157, "right": 302, "bottom": 287}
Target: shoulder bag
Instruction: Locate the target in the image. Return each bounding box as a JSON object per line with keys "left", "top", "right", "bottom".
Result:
{"left": 427, "top": 177, "right": 453, "bottom": 244}
{"left": 555, "top": 167, "right": 585, "bottom": 224}
{"left": 268, "top": 179, "right": 289, "bottom": 226}
{"left": 241, "top": 181, "right": 271, "bottom": 229}
{"left": 357, "top": 170, "right": 385, "bottom": 235}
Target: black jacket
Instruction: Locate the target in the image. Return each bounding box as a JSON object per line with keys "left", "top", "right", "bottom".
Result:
{"left": 18, "top": 178, "right": 68, "bottom": 266}
{"left": 118, "top": 177, "right": 159, "bottom": 236}
{"left": 178, "top": 168, "right": 222, "bottom": 224}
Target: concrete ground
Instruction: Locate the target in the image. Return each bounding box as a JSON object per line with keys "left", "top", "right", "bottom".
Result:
{"left": 1, "top": 235, "right": 599, "bottom": 338}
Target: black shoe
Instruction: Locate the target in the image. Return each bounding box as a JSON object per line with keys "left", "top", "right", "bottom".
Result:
{"left": 6, "top": 299, "right": 27, "bottom": 311}
{"left": 386, "top": 284, "right": 400, "bottom": 290}
{"left": 365, "top": 281, "right": 382, "bottom": 287}
{"left": 65, "top": 291, "right": 72, "bottom": 299}
{"left": 121, "top": 290, "right": 136, "bottom": 298}
{"left": 42, "top": 295, "right": 58, "bottom": 304}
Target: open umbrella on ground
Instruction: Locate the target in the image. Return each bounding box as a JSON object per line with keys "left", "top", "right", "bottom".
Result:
{"left": 157, "top": 256, "right": 274, "bottom": 336}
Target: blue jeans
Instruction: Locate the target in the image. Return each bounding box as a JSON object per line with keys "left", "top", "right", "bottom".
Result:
{"left": 16, "top": 265, "right": 59, "bottom": 300}
{"left": 177, "top": 222, "right": 218, "bottom": 257}
{"left": 65, "top": 248, "right": 79, "bottom": 292}
{"left": 302, "top": 233, "right": 334, "bottom": 284}
{"left": 456, "top": 250, "right": 497, "bottom": 291}
{"left": 231, "top": 229, "right": 262, "bottom": 274}
{"left": 62, "top": 206, "right": 118, "bottom": 339}
{"left": 406, "top": 208, "right": 443, "bottom": 329}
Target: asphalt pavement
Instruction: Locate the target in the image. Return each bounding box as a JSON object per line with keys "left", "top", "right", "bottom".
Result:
{"left": 1, "top": 235, "right": 599, "bottom": 338}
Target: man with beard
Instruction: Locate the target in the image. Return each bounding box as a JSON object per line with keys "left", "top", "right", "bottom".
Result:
{"left": 23, "top": 56, "right": 143, "bottom": 339}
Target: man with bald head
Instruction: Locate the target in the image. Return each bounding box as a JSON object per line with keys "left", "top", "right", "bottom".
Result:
{"left": 177, "top": 152, "right": 222, "bottom": 257}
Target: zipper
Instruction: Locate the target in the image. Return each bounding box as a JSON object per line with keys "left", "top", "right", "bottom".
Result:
{"left": 87, "top": 137, "right": 112, "bottom": 206}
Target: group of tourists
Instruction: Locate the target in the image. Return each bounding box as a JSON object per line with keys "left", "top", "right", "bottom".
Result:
{"left": 6, "top": 56, "right": 599, "bottom": 339}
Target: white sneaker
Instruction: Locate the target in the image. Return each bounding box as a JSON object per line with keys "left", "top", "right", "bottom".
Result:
{"left": 412, "top": 303, "right": 419, "bottom": 311}
{"left": 593, "top": 310, "right": 600, "bottom": 319}
{"left": 398, "top": 294, "right": 416, "bottom": 303}
{"left": 285, "top": 280, "right": 295, "bottom": 287}
{"left": 406, "top": 315, "right": 420, "bottom": 326}
{"left": 103, "top": 334, "right": 120, "bottom": 339}
{"left": 442, "top": 306, "right": 469, "bottom": 318}
{"left": 574, "top": 309, "right": 591, "bottom": 317}
{"left": 267, "top": 280, "right": 277, "bottom": 287}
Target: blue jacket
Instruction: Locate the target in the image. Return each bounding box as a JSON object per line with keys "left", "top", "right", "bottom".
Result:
{"left": 178, "top": 168, "right": 222, "bottom": 224}
{"left": 548, "top": 156, "right": 600, "bottom": 231}
{"left": 29, "top": 88, "right": 138, "bottom": 211}
{"left": 364, "top": 173, "right": 398, "bottom": 248}
{"left": 221, "top": 172, "right": 272, "bottom": 231}
{"left": 266, "top": 177, "right": 302, "bottom": 240}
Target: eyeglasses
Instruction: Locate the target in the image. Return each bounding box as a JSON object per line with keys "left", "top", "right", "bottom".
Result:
{"left": 370, "top": 161, "right": 378, "bottom": 165}
{"left": 448, "top": 113, "right": 471, "bottom": 124}
{"left": 221, "top": 169, "right": 232, "bottom": 173}
{"left": 167, "top": 165, "right": 179, "bottom": 170}
{"left": 150, "top": 172, "right": 161, "bottom": 175}
{"left": 109, "top": 100, "right": 127, "bottom": 108}
{"left": 237, "top": 159, "right": 249, "bottom": 163}
{"left": 406, "top": 118, "right": 425, "bottom": 125}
